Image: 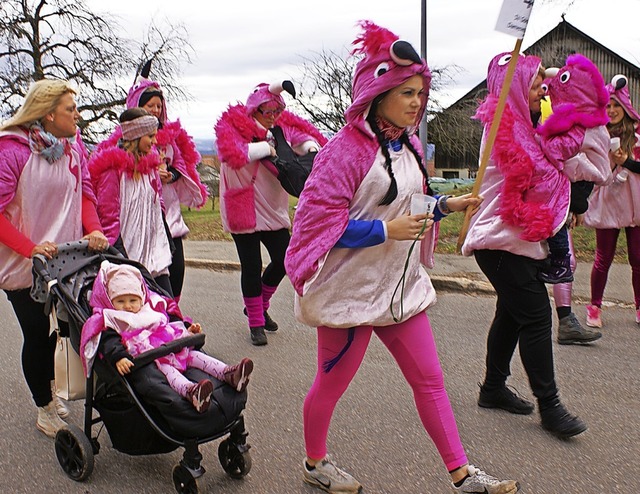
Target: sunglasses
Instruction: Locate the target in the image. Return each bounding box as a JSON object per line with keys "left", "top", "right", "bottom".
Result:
{"left": 258, "top": 108, "right": 283, "bottom": 118}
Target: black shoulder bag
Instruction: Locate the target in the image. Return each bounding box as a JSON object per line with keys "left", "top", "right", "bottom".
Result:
{"left": 268, "top": 125, "right": 318, "bottom": 197}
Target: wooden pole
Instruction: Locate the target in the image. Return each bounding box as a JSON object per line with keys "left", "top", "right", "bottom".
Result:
{"left": 456, "top": 37, "right": 523, "bottom": 253}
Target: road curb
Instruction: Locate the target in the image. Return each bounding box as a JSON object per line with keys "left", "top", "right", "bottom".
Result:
{"left": 185, "top": 258, "right": 496, "bottom": 295}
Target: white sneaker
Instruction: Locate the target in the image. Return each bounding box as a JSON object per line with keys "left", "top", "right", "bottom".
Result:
{"left": 51, "top": 381, "right": 70, "bottom": 419}
{"left": 452, "top": 465, "right": 519, "bottom": 494}
{"left": 36, "top": 401, "right": 67, "bottom": 438}
{"left": 303, "top": 456, "right": 362, "bottom": 493}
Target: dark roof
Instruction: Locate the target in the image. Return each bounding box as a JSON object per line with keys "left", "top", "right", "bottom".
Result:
{"left": 453, "top": 19, "right": 640, "bottom": 105}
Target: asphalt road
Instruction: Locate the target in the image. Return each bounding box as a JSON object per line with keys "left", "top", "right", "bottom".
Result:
{"left": 0, "top": 267, "right": 638, "bottom": 493}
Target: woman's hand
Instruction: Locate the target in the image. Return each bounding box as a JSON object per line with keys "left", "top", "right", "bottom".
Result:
{"left": 611, "top": 148, "right": 628, "bottom": 167}
{"left": 83, "top": 230, "right": 109, "bottom": 251}
{"left": 116, "top": 358, "right": 134, "bottom": 376}
{"left": 31, "top": 241, "right": 58, "bottom": 259}
{"left": 445, "top": 193, "right": 484, "bottom": 213}
{"left": 159, "top": 167, "right": 173, "bottom": 184}
{"left": 387, "top": 213, "right": 433, "bottom": 241}
{"left": 269, "top": 145, "right": 277, "bottom": 157}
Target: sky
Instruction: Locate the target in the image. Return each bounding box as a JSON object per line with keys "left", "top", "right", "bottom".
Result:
{"left": 85, "top": 0, "right": 640, "bottom": 140}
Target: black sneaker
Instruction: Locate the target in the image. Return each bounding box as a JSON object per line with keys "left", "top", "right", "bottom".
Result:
{"left": 540, "top": 403, "right": 587, "bottom": 438}
{"left": 250, "top": 326, "right": 268, "bottom": 346}
{"left": 243, "top": 308, "right": 278, "bottom": 332}
{"left": 478, "top": 383, "right": 535, "bottom": 415}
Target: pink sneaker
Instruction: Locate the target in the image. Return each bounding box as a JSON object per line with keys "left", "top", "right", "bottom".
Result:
{"left": 635, "top": 309, "right": 640, "bottom": 325}
{"left": 586, "top": 304, "right": 602, "bottom": 328}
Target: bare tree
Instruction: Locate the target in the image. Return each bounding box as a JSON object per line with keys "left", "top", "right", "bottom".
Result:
{"left": 0, "top": 0, "right": 193, "bottom": 144}
{"left": 291, "top": 48, "right": 355, "bottom": 135}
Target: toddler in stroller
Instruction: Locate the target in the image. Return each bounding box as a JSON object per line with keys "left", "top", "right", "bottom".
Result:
{"left": 86, "top": 261, "right": 253, "bottom": 413}
{"left": 32, "top": 241, "right": 252, "bottom": 493}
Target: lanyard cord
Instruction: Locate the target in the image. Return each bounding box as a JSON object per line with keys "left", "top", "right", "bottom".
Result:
{"left": 389, "top": 218, "right": 430, "bottom": 323}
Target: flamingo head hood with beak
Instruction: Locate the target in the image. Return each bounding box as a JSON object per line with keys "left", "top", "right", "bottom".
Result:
{"left": 345, "top": 20, "right": 431, "bottom": 135}
{"left": 245, "top": 81, "right": 296, "bottom": 117}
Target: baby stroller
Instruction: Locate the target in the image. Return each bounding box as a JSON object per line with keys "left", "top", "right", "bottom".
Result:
{"left": 32, "top": 240, "right": 252, "bottom": 493}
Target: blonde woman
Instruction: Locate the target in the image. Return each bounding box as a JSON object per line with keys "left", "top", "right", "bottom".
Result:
{"left": 89, "top": 108, "right": 174, "bottom": 296}
{"left": 0, "top": 79, "right": 108, "bottom": 437}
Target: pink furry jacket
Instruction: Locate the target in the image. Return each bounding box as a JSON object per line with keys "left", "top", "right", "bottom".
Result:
{"left": 216, "top": 105, "right": 327, "bottom": 171}
{"left": 215, "top": 105, "right": 327, "bottom": 234}
{"left": 88, "top": 145, "right": 164, "bottom": 245}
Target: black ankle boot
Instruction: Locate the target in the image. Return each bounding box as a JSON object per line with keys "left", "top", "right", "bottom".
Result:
{"left": 540, "top": 402, "right": 587, "bottom": 438}
{"left": 250, "top": 326, "right": 268, "bottom": 346}
{"left": 263, "top": 311, "right": 278, "bottom": 332}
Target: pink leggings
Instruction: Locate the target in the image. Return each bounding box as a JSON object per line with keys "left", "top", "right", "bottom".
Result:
{"left": 303, "top": 312, "right": 468, "bottom": 472}
{"left": 156, "top": 351, "right": 227, "bottom": 398}
{"left": 553, "top": 231, "right": 577, "bottom": 308}
{"left": 591, "top": 227, "right": 640, "bottom": 309}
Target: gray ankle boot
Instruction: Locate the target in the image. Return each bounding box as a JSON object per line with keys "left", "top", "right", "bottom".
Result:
{"left": 557, "top": 312, "right": 602, "bottom": 345}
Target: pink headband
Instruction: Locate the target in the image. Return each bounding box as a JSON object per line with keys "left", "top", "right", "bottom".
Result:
{"left": 120, "top": 115, "right": 158, "bottom": 141}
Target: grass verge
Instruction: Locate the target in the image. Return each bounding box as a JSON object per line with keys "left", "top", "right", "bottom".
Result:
{"left": 183, "top": 190, "right": 629, "bottom": 263}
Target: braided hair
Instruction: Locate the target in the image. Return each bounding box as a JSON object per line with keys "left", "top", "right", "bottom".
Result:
{"left": 366, "top": 97, "right": 432, "bottom": 205}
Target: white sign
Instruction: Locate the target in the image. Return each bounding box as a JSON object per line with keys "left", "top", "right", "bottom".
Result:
{"left": 495, "top": 0, "right": 535, "bottom": 38}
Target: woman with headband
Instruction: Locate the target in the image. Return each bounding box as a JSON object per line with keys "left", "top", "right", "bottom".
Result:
{"left": 89, "top": 108, "right": 174, "bottom": 295}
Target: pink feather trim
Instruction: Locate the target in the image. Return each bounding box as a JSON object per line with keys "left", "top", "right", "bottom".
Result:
{"left": 478, "top": 96, "right": 555, "bottom": 241}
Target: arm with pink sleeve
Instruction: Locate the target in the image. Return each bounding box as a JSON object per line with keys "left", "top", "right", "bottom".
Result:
{"left": 0, "top": 138, "right": 36, "bottom": 256}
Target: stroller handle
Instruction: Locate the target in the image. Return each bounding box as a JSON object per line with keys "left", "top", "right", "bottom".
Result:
{"left": 33, "top": 254, "right": 52, "bottom": 284}
{"left": 131, "top": 333, "right": 206, "bottom": 369}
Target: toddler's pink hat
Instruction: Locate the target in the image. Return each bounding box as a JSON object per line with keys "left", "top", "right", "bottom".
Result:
{"left": 106, "top": 264, "right": 144, "bottom": 301}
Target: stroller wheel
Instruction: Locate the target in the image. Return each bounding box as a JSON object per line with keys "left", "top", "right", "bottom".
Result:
{"left": 54, "top": 424, "right": 94, "bottom": 481}
{"left": 172, "top": 464, "right": 199, "bottom": 494}
{"left": 218, "top": 438, "right": 252, "bottom": 479}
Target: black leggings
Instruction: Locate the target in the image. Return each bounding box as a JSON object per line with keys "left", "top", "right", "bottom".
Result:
{"left": 474, "top": 250, "right": 559, "bottom": 406}
{"left": 4, "top": 288, "right": 56, "bottom": 407}
{"left": 231, "top": 229, "right": 290, "bottom": 297}
{"left": 168, "top": 236, "right": 185, "bottom": 298}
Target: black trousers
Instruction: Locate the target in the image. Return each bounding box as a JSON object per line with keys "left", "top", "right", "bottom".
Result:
{"left": 474, "top": 250, "right": 559, "bottom": 406}
{"left": 231, "top": 228, "right": 290, "bottom": 297}
{"left": 168, "top": 236, "right": 185, "bottom": 298}
{"left": 4, "top": 288, "right": 56, "bottom": 407}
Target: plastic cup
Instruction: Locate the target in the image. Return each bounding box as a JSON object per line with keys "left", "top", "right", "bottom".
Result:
{"left": 410, "top": 194, "right": 438, "bottom": 215}
{"left": 616, "top": 169, "right": 629, "bottom": 183}
{"left": 610, "top": 137, "right": 621, "bottom": 152}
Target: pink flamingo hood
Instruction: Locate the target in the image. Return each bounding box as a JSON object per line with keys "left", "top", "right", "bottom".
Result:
{"left": 607, "top": 74, "right": 640, "bottom": 122}
{"left": 538, "top": 53, "right": 609, "bottom": 137}
{"left": 345, "top": 20, "right": 431, "bottom": 135}
{"left": 126, "top": 77, "right": 168, "bottom": 124}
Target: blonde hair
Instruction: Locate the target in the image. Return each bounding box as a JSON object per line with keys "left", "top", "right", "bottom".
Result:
{"left": 0, "top": 79, "right": 76, "bottom": 131}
